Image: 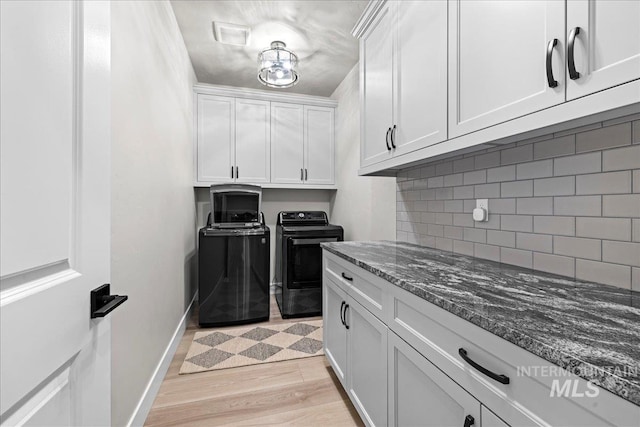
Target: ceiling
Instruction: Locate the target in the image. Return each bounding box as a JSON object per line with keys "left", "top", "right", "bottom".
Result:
{"left": 170, "top": 0, "right": 367, "bottom": 97}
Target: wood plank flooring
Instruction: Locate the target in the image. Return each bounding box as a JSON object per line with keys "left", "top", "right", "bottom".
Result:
{"left": 144, "top": 296, "right": 363, "bottom": 426}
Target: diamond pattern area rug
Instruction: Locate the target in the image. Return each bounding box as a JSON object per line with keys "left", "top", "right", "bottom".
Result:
{"left": 179, "top": 320, "right": 324, "bottom": 374}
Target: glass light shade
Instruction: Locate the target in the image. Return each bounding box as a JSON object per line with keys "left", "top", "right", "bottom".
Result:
{"left": 257, "top": 41, "right": 299, "bottom": 88}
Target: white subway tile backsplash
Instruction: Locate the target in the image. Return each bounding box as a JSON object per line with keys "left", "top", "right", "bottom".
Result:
{"left": 534, "top": 176, "right": 575, "bottom": 196}
{"left": 576, "top": 259, "right": 631, "bottom": 289}
{"left": 602, "top": 194, "right": 640, "bottom": 217}
{"left": 502, "top": 180, "right": 533, "bottom": 197}
{"left": 576, "top": 171, "right": 631, "bottom": 195}
{"left": 553, "top": 152, "right": 601, "bottom": 176}
{"left": 575, "top": 123, "right": 631, "bottom": 153}
{"left": 516, "top": 159, "right": 553, "bottom": 179}
{"left": 396, "top": 115, "right": 636, "bottom": 288}
{"left": 554, "top": 195, "right": 601, "bottom": 217}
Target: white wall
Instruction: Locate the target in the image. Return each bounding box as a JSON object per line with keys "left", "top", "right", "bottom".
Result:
{"left": 111, "top": 2, "right": 197, "bottom": 426}
{"left": 330, "top": 64, "right": 396, "bottom": 242}
{"left": 195, "top": 188, "right": 333, "bottom": 284}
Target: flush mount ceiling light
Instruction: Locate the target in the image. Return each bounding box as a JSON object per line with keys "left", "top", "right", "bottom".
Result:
{"left": 257, "top": 41, "right": 299, "bottom": 88}
{"left": 213, "top": 21, "right": 251, "bottom": 46}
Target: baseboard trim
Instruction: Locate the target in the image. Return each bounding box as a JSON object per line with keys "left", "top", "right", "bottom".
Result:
{"left": 127, "top": 291, "right": 197, "bottom": 427}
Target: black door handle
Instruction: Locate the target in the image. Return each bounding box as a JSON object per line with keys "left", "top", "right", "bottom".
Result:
{"left": 385, "top": 127, "right": 391, "bottom": 151}
{"left": 546, "top": 38, "right": 558, "bottom": 88}
{"left": 463, "top": 415, "right": 475, "bottom": 427}
{"left": 300, "top": 168, "right": 304, "bottom": 181}
{"left": 568, "top": 27, "right": 581, "bottom": 80}
{"left": 341, "top": 272, "right": 353, "bottom": 281}
{"left": 390, "top": 124, "right": 396, "bottom": 149}
{"left": 340, "top": 301, "right": 345, "bottom": 325}
{"left": 458, "top": 348, "right": 510, "bottom": 384}
{"left": 305, "top": 168, "right": 308, "bottom": 181}
{"left": 235, "top": 166, "right": 239, "bottom": 179}
{"left": 91, "top": 284, "right": 128, "bottom": 318}
{"left": 231, "top": 166, "right": 234, "bottom": 179}
{"left": 344, "top": 304, "right": 350, "bottom": 329}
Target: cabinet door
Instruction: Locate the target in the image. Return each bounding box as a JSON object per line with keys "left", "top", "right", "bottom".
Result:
{"left": 304, "top": 106, "right": 334, "bottom": 185}
{"left": 347, "top": 298, "right": 387, "bottom": 427}
{"left": 360, "top": 2, "right": 394, "bottom": 167}
{"left": 323, "top": 278, "right": 348, "bottom": 387}
{"left": 566, "top": 0, "right": 640, "bottom": 100}
{"left": 197, "top": 94, "right": 235, "bottom": 182}
{"left": 393, "top": 0, "right": 447, "bottom": 156}
{"left": 271, "top": 102, "right": 304, "bottom": 184}
{"left": 482, "top": 405, "right": 510, "bottom": 427}
{"left": 235, "top": 99, "right": 270, "bottom": 183}
{"left": 448, "top": 0, "right": 565, "bottom": 138}
{"left": 388, "top": 332, "right": 480, "bottom": 427}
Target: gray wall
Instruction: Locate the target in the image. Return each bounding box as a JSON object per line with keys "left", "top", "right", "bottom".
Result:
{"left": 330, "top": 64, "right": 396, "bottom": 242}
{"left": 397, "top": 115, "right": 640, "bottom": 290}
{"left": 111, "top": 2, "right": 197, "bottom": 425}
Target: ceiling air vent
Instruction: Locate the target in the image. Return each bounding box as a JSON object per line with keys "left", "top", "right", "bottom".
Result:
{"left": 212, "top": 22, "right": 251, "bottom": 46}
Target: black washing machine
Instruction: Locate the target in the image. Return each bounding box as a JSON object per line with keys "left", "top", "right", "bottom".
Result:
{"left": 275, "top": 211, "right": 343, "bottom": 318}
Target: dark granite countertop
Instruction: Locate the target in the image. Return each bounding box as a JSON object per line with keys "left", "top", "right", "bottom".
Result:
{"left": 321, "top": 240, "right": 640, "bottom": 407}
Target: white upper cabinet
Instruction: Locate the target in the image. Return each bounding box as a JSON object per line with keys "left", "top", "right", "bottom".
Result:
{"left": 197, "top": 94, "right": 235, "bottom": 182}
{"left": 359, "top": 0, "right": 448, "bottom": 167}
{"left": 448, "top": 0, "right": 565, "bottom": 138}
{"left": 304, "top": 105, "right": 335, "bottom": 185}
{"left": 361, "top": 2, "right": 394, "bottom": 167}
{"left": 566, "top": 0, "right": 640, "bottom": 100}
{"left": 271, "top": 102, "right": 304, "bottom": 184}
{"left": 193, "top": 85, "right": 336, "bottom": 188}
{"left": 394, "top": 0, "right": 448, "bottom": 156}
{"left": 235, "top": 99, "right": 270, "bottom": 183}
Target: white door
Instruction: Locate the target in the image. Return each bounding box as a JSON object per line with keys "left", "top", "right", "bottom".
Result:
{"left": 197, "top": 94, "right": 235, "bottom": 182}
{"left": 388, "top": 332, "right": 481, "bottom": 427}
{"left": 347, "top": 298, "right": 387, "bottom": 427}
{"left": 323, "top": 278, "right": 348, "bottom": 387}
{"left": 1, "top": 1, "right": 112, "bottom": 425}
{"left": 304, "top": 106, "right": 334, "bottom": 185}
{"left": 394, "top": 0, "right": 447, "bottom": 156}
{"left": 360, "top": 2, "right": 394, "bottom": 167}
{"left": 448, "top": 0, "right": 565, "bottom": 138}
{"left": 235, "top": 99, "right": 270, "bottom": 184}
{"left": 271, "top": 102, "right": 304, "bottom": 184}
{"left": 566, "top": 0, "right": 640, "bottom": 100}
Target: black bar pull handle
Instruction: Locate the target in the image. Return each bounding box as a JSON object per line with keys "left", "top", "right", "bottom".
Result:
{"left": 340, "top": 301, "right": 345, "bottom": 325}
{"left": 305, "top": 168, "right": 308, "bottom": 181}
{"left": 463, "top": 415, "right": 475, "bottom": 427}
{"left": 300, "top": 168, "right": 304, "bottom": 181}
{"left": 568, "top": 27, "right": 581, "bottom": 80}
{"left": 91, "top": 284, "right": 128, "bottom": 319}
{"left": 231, "top": 166, "right": 234, "bottom": 179}
{"left": 458, "top": 348, "right": 510, "bottom": 384}
{"left": 341, "top": 272, "right": 353, "bottom": 281}
{"left": 390, "top": 124, "right": 396, "bottom": 149}
{"left": 344, "top": 304, "right": 350, "bottom": 329}
{"left": 385, "top": 127, "right": 391, "bottom": 151}
{"left": 235, "top": 166, "right": 239, "bottom": 179}
{"left": 546, "top": 38, "right": 559, "bottom": 88}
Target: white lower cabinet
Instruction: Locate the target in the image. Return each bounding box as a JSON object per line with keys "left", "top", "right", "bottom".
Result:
{"left": 388, "top": 332, "right": 481, "bottom": 427}
{"left": 322, "top": 250, "right": 639, "bottom": 427}
{"left": 323, "top": 275, "right": 387, "bottom": 427}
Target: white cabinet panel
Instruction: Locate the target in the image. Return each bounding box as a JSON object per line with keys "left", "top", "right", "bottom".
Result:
{"left": 482, "top": 406, "right": 510, "bottom": 427}
{"left": 347, "top": 298, "right": 387, "bottom": 427}
{"left": 394, "top": 0, "right": 447, "bottom": 156}
{"left": 197, "top": 94, "right": 235, "bottom": 182}
{"left": 304, "top": 106, "right": 334, "bottom": 185}
{"left": 323, "top": 278, "right": 348, "bottom": 387}
{"left": 448, "top": 0, "right": 565, "bottom": 138}
{"left": 235, "top": 99, "right": 270, "bottom": 183}
{"left": 271, "top": 102, "right": 304, "bottom": 184}
{"left": 361, "top": 2, "right": 394, "bottom": 167}
{"left": 567, "top": 0, "right": 640, "bottom": 100}
{"left": 388, "top": 332, "right": 481, "bottom": 427}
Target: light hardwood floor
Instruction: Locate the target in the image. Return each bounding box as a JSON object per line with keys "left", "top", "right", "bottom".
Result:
{"left": 144, "top": 296, "right": 363, "bottom": 426}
